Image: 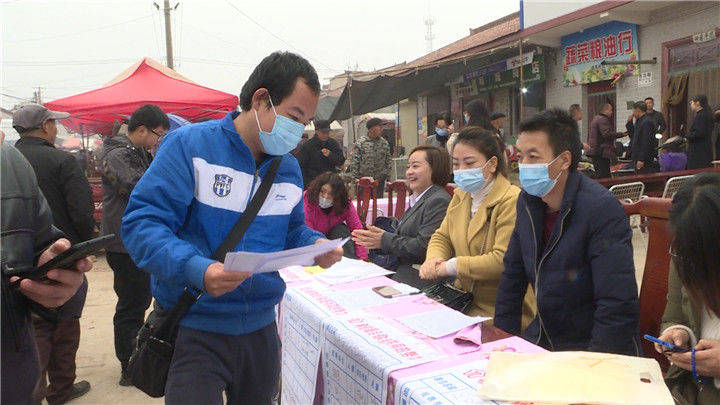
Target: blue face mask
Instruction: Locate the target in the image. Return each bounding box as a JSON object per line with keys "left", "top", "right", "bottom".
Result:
{"left": 254, "top": 96, "right": 305, "bottom": 156}
{"left": 435, "top": 128, "right": 449, "bottom": 137}
{"left": 518, "top": 156, "right": 562, "bottom": 197}
{"left": 453, "top": 160, "right": 490, "bottom": 193}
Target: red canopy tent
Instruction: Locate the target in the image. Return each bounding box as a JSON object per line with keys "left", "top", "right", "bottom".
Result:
{"left": 45, "top": 57, "right": 238, "bottom": 135}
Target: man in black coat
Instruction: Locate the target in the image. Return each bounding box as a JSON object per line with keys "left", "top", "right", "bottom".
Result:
{"left": 296, "top": 119, "right": 345, "bottom": 188}
{"left": 628, "top": 101, "right": 659, "bottom": 174}
{"left": 13, "top": 104, "right": 93, "bottom": 403}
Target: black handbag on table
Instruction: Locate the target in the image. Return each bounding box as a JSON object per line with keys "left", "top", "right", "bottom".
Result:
{"left": 127, "top": 157, "right": 282, "bottom": 398}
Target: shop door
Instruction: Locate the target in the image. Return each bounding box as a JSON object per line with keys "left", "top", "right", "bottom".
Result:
{"left": 586, "top": 80, "right": 617, "bottom": 134}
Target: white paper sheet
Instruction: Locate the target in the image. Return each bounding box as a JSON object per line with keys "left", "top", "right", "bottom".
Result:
{"left": 397, "top": 309, "right": 491, "bottom": 339}
{"left": 224, "top": 238, "right": 348, "bottom": 274}
{"left": 314, "top": 257, "right": 394, "bottom": 285}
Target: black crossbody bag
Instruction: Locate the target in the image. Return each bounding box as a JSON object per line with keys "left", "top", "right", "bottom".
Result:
{"left": 127, "top": 157, "right": 282, "bottom": 398}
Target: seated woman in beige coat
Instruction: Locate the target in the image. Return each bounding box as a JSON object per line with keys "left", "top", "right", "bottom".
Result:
{"left": 420, "top": 126, "right": 535, "bottom": 327}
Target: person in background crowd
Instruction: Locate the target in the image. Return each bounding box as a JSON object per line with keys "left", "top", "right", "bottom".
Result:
{"left": 291, "top": 132, "right": 309, "bottom": 157}
{"left": 464, "top": 99, "right": 493, "bottom": 131}
{"left": 569, "top": 104, "right": 590, "bottom": 151}
{"left": 644, "top": 97, "right": 667, "bottom": 135}
{"left": 658, "top": 136, "right": 688, "bottom": 172}
{"left": 656, "top": 173, "right": 720, "bottom": 403}
{"left": 629, "top": 100, "right": 660, "bottom": 174}
{"left": 121, "top": 51, "right": 342, "bottom": 404}
{"left": 420, "top": 128, "right": 535, "bottom": 323}
{"left": 686, "top": 94, "right": 714, "bottom": 169}
{"left": 296, "top": 119, "right": 345, "bottom": 188}
{"left": 587, "top": 103, "right": 625, "bottom": 178}
{"left": 494, "top": 109, "right": 639, "bottom": 355}
{"left": 304, "top": 171, "right": 366, "bottom": 260}
{"left": 354, "top": 145, "right": 451, "bottom": 288}
{"left": 490, "top": 112, "right": 506, "bottom": 140}
{"left": 713, "top": 104, "right": 720, "bottom": 160}
{"left": 100, "top": 104, "right": 169, "bottom": 386}
{"left": 1, "top": 144, "right": 91, "bottom": 405}
{"left": 13, "top": 104, "right": 94, "bottom": 403}
{"left": 426, "top": 114, "right": 451, "bottom": 150}
{"left": 347, "top": 117, "right": 391, "bottom": 197}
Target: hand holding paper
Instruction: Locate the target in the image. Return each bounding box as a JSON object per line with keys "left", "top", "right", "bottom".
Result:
{"left": 313, "top": 238, "right": 344, "bottom": 268}
{"left": 203, "top": 262, "right": 251, "bottom": 297}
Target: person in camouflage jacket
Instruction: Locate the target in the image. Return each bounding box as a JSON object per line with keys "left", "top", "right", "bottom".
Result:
{"left": 347, "top": 118, "right": 392, "bottom": 197}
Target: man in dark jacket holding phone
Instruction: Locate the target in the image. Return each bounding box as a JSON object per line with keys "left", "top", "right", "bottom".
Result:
{"left": 13, "top": 103, "right": 94, "bottom": 403}
{"left": 587, "top": 103, "right": 624, "bottom": 178}
{"left": 1, "top": 144, "right": 91, "bottom": 405}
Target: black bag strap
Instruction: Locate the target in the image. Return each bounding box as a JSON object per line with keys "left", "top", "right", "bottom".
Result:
{"left": 211, "top": 157, "right": 282, "bottom": 261}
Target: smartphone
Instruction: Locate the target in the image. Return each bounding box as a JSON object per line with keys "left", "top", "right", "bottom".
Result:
{"left": 372, "top": 285, "right": 404, "bottom": 298}
{"left": 5, "top": 234, "right": 115, "bottom": 281}
{"left": 643, "top": 334, "right": 690, "bottom": 353}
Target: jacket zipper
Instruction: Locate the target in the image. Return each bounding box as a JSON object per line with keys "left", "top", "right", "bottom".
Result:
{"left": 241, "top": 159, "right": 272, "bottom": 251}
{"left": 527, "top": 205, "right": 571, "bottom": 350}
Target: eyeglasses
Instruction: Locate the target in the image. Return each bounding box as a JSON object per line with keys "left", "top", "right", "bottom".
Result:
{"left": 149, "top": 128, "right": 166, "bottom": 140}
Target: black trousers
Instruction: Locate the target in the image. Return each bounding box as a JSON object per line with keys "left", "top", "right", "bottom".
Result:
{"left": 1, "top": 323, "right": 39, "bottom": 405}
{"left": 105, "top": 252, "right": 152, "bottom": 369}
{"left": 592, "top": 156, "right": 611, "bottom": 179}
{"left": 32, "top": 316, "right": 81, "bottom": 405}
{"left": 326, "top": 223, "right": 356, "bottom": 259}
{"left": 164, "top": 322, "right": 281, "bottom": 405}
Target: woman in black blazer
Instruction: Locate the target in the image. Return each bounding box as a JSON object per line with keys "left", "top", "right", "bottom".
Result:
{"left": 352, "top": 145, "right": 452, "bottom": 288}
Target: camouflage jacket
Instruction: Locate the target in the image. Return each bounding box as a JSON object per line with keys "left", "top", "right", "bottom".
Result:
{"left": 347, "top": 136, "right": 391, "bottom": 180}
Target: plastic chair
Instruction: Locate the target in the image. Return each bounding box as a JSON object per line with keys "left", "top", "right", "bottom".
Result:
{"left": 355, "top": 177, "right": 378, "bottom": 227}
{"left": 662, "top": 175, "right": 694, "bottom": 199}
{"left": 386, "top": 180, "right": 410, "bottom": 220}
{"left": 621, "top": 197, "right": 673, "bottom": 372}
{"left": 609, "top": 181, "right": 645, "bottom": 204}
{"left": 444, "top": 183, "right": 456, "bottom": 197}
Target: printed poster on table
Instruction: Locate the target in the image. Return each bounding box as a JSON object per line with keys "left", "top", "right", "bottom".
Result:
{"left": 322, "top": 315, "right": 445, "bottom": 405}
{"left": 561, "top": 20, "right": 639, "bottom": 86}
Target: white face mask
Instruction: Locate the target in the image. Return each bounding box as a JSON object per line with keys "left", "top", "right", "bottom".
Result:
{"left": 318, "top": 197, "right": 333, "bottom": 209}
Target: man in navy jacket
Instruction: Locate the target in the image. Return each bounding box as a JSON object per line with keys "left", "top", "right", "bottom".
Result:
{"left": 494, "top": 108, "right": 640, "bottom": 355}
{"left": 628, "top": 100, "right": 659, "bottom": 173}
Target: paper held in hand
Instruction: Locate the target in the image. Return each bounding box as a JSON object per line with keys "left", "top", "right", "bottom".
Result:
{"left": 223, "top": 238, "right": 348, "bottom": 274}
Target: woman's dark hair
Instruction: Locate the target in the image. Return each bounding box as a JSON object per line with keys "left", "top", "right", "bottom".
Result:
{"left": 464, "top": 99, "right": 493, "bottom": 130}
{"left": 408, "top": 145, "right": 451, "bottom": 186}
{"left": 453, "top": 126, "right": 508, "bottom": 177}
{"left": 668, "top": 172, "right": 720, "bottom": 318}
{"left": 691, "top": 94, "right": 709, "bottom": 111}
{"left": 519, "top": 108, "right": 582, "bottom": 172}
{"left": 240, "top": 52, "right": 321, "bottom": 112}
{"left": 306, "top": 171, "right": 350, "bottom": 216}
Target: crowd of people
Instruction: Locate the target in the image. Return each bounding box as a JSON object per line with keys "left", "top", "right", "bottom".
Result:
{"left": 2, "top": 50, "right": 720, "bottom": 405}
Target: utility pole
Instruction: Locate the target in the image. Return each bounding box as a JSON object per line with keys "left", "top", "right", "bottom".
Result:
{"left": 33, "top": 87, "right": 43, "bottom": 104}
{"left": 155, "top": 0, "right": 178, "bottom": 70}
{"left": 163, "top": 0, "right": 175, "bottom": 70}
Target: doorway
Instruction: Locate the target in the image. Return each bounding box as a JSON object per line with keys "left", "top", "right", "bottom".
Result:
{"left": 586, "top": 80, "right": 617, "bottom": 134}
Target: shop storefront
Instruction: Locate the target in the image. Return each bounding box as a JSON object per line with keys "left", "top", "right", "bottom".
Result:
{"left": 450, "top": 52, "right": 546, "bottom": 142}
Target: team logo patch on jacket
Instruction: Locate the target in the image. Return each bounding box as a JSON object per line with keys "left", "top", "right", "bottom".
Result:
{"left": 213, "top": 174, "right": 233, "bottom": 197}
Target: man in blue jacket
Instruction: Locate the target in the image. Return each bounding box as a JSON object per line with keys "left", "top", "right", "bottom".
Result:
{"left": 494, "top": 108, "right": 640, "bottom": 355}
{"left": 121, "top": 52, "right": 342, "bottom": 404}
{"left": 628, "top": 100, "right": 659, "bottom": 173}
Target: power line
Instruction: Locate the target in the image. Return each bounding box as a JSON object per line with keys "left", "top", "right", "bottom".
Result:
{"left": 5, "top": 15, "right": 153, "bottom": 43}
{"left": 2, "top": 58, "right": 156, "bottom": 67}
{"left": 223, "top": 0, "right": 340, "bottom": 72}
{"left": 1, "top": 93, "right": 35, "bottom": 102}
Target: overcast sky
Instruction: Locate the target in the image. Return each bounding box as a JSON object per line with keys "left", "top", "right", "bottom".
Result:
{"left": 2, "top": 0, "right": 518, "bottom": 108}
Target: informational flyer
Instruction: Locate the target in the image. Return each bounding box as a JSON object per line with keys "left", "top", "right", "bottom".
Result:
{"left": 279, "top": 286, "right": 327, "bottom": 405}
{"left": 322, "top": 315, "right": 445, "bottom": 405}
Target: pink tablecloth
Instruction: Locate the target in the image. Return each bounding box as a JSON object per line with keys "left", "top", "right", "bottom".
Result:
{"left": 278, "top": 266, "right": 544, "bottom": 405}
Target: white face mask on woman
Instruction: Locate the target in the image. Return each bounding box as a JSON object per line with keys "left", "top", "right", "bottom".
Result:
{"left": 318, "top": 196, "right": 333, "bottom": 209}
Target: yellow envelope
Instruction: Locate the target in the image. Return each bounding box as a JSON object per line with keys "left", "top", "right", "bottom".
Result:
{"left": 478, "top": 351, "right": 673, "bottom": 405}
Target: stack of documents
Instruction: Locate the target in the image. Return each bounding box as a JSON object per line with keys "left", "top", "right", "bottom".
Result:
{"left": 313, "top": 258, "right": 394, "bottom": 285}
{"left": 224, "top": 238, "right": 348, "bottom": 273}
{"left": 397, "top": 309, "right": 490, "bottom": 339}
